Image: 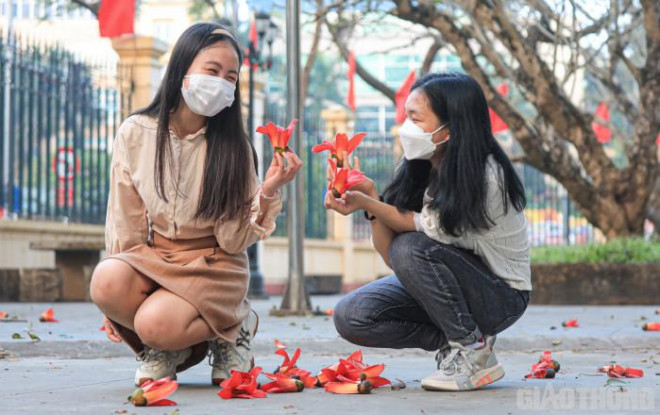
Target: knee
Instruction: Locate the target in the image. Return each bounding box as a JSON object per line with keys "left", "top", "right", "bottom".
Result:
{"left": 333, "top": 294, "right": 370, "bottom": 345}
{"left": 388, "top": 232, "right": 429, "bottom": 276}
{"left": 89, "top": 260, "right": 125, "bottom": 308}
{"left": 133, "top": 307, "right": 177, "bottom": 350}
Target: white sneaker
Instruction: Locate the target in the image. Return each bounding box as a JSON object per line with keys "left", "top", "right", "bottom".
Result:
{"left": 421, "top": 335, "right": 504, "bottom": 391}
{"left": 208, "top": 309, "right": 259, "bottom": 385}
{"left": 134, "top": 346, "right": 192, "bottom": 387}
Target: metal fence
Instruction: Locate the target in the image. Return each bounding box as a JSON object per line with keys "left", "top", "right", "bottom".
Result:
{"left": 517, "top": 163, "right": 596, "bottom": 246}
{"left": 262, "top": 101, "right": 329, "bottom": 239}
{"left": 0, "top": 33, "right": 131, "bottom": 224}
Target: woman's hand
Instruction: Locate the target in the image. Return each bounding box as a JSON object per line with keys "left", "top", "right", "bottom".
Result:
{"left": 324, "top": 190, "right": 373, "bottom": 216}
{"left": 262, "top": 151, "right": 303, "bottom": 196}
{"left": 103, "top": 316, "right": 122, "bottom": 343}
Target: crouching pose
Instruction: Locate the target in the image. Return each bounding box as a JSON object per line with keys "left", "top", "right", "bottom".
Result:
{"left": 326, "top": 73, "right": 531, "bottom": 391}
{"left": 90, "top": 23, "right": 301, "bottom": 386}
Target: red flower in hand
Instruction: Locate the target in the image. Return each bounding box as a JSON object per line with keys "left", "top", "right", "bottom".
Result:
{"left": 312, "top": 132, "right": 366, "bottom": 167}
{"left": 128, "top": 377, "right": 178, "bottom": 406}
{"left": 257, "top": 119, "right": 298, "bottom": 154}
{"left": 328, "top": 159, "right": 368, "bottom": 198}
{"left": 218, "top": 367, "right": 267, "bottom": 399}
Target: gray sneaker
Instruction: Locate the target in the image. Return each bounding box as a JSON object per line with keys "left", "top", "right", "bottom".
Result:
{"left": 134, "top": 346, "right": 191, "bottom": 387}
{"left": 421, "top": 335, "right": 504, "bottom": 391}
{"left": 208, "top": 309, "right": 259, "bottom": 385}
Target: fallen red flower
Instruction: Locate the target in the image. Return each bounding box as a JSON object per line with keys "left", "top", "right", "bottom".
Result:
{"left": 218, "top": 367, "right": 267, "bottom": 399}
{"left": 525, "top": 351, "right": 560, "bottom": 379}
{"left": 39, "top": 308, "right": 59, "bottom": 322}
{"left": 599, "top": 364, "right": 644, "bottom": 378}
{"left": 312, "top": 132, "right": 367, "bottom": 168}
{"left": 261, "top": 373, "right": 304, "bottom": 393}
{"left": 328, "top": 159, "right": 368, "bottom": 197}
{"left": 273, "top": 343, "right": 318, "bottom": 389}
{"left": 562, "top": 319, "right": 578, "bottom": 328}
{"left": 642, "top": 322, "right": 660, "bottom": 331}
{"left": 317, "top": 350, "right": 390, "bottom": 393}
{"left": 128, "top": 377, "right": 178, "bottom": 407}
{"left": 325, "top": 380, "right": 373, "bottom": 394}
{"left": 257, "top": 120, "right": 298, "bottom": 155}
{"left": 274, "top": 339, "right": 287, "bottom": 349}
{"left": 0, "top": 311, "right": 8, "bottom": 318}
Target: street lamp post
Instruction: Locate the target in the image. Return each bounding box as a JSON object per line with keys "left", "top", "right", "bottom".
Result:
{"left": 246, "top": 12, "right": 274, "bottom": 299}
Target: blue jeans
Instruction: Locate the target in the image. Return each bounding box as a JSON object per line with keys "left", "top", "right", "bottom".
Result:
{"left": 333, "top": 232, "right": 530, "bottom": 350}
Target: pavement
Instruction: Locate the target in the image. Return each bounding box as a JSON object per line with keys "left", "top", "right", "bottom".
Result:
{"left": 1, "top": 296, "right": 659, "bottom": 414}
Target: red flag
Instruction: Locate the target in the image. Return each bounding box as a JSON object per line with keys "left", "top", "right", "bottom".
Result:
{"left": 489, "top": 83, "right": 509, "bottom": 134}
{"left": 249, "top": 19, "right": 259, "bottom": 51}
{"left": 591, "top": 102, "right": 611, "bottom": 143}
{"left": 98, "top": 0, "right": 135, "bottom": 38}
{"left": 395, "top": 70, "right": 417, "bottom": 124}
{"left": 346, "top": 51, "right": 356, "bottom": 111}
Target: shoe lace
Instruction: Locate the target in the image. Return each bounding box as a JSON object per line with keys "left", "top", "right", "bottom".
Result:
{"left": 207, "top": 340, "right": 232, "bottom": 370}
{"left": 135, "top": 347, "right": 169, "bottom": 370}
{"left": 208, "top": 324, "right": 252, "bottom": 371}
{"left": 435, "top": 346, "right": 451, "bottom": 369}
{"left": 439, "top": 347, "right": 474, "bottom": 375}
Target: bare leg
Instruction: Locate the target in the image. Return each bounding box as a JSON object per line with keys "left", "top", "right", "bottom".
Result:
{"left": 90, "top": 259, "right": 158, "bottom": 330}
{"left": 133, "top": 287, "right": 216, "bottom": 351}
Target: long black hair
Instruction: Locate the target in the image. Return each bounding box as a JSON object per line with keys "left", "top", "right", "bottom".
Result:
{"left": 135, "top": 23, "right": 256, "bottom": 222}
{"left": 382, "top": 73, "right": 526, "bottom": 236}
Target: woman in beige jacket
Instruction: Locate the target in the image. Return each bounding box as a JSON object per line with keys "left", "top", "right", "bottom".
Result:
{"left": 90, "top": 23, "right": 301, "bottom": 387}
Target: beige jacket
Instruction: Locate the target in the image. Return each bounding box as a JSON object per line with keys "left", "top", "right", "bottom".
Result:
{"left": 105, "top": 114, "right": 283, "bottom": 255}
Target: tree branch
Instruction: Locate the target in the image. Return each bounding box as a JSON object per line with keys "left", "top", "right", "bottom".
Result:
{"left": 69, "top": 0, "right": 99, "bottom": 17}
{"left": 325, "top": 16, "right": 396, "bottom": 103}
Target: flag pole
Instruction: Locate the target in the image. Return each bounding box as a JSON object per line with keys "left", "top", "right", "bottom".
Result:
{"left": 273, "top": 0, "right": 311, "bottom": 316}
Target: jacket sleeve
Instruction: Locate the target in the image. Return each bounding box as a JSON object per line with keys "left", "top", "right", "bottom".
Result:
{"left": 104, "top": 129, "right": 148, "bottom": 255}
{"left": 213, "top": 170, "right": 283, "bottom": 255}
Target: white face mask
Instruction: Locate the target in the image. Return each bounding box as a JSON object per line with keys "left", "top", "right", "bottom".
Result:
{"left": 399, "top": 119, "right": 449, "bottom": 160}
{"left": 181, "top": 74, "right": 236, "bottom": 117}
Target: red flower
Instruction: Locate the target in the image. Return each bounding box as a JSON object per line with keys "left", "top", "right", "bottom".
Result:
{"left": 274, "top": 339, "right": 287, "bottom": 349}
{"left": 0, "top": 311, "right": 8, "bottom": 319}
{"left": 128, "top": 377, "right": 178, "bottom": 406}
{"left": 39, "top": 308, "right": 59, "bottom": 322}
{"left": 261, "top": 373, "right": 304, "bottom": 393}
{"left": 218, "top": 367, "right": 267, "bottom": 399}
{"left": 257, "top": 119, "right": 298, "bottom": 154}
{"left": 642, "top": 322, "right": 660, "bottom": 331}
{"left": 312, "top": 132, "right": 366, "bottom": 168}
{"left": 525, "top": 351, "right": 560, "bottom": 379}
{"left": 273, "top": 343, "right": 318, "bottom": 389}
{"left": 328, "top": 159, "right": 368, "bottom": 198}
{"left": 562, "top": 319, "right": 578, "bottom": 328}
{"left": 317, "top": 350, "right": 390, "bottom": 394}
{"left": 599, "top": 364, "right": 644, "bottom": 378}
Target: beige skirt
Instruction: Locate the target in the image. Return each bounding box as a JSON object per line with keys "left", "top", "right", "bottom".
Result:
{"left": 104, "top": 231, "right": 251, "bottom": 344}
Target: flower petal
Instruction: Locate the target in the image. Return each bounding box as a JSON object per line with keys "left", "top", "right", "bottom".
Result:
{"left": 347, "top": 132, "right": 367, "bottom": 154}
{"left": 325, "top": 382, "right": 360, "bottom": 394}
{"left": 312, "top": 142, "right": 337, "bottom": 154}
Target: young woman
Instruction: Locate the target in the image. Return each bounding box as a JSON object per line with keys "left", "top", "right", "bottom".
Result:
{"left": 90, "top": 23, "right": 301, "bottom": 387}
{"left": 327, "top": 73, "right": 531, "bottom": 391}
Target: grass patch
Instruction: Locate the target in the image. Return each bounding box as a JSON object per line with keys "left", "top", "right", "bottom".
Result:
{"left": 531, "top": 238, "right": 660, "bottom": 264}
